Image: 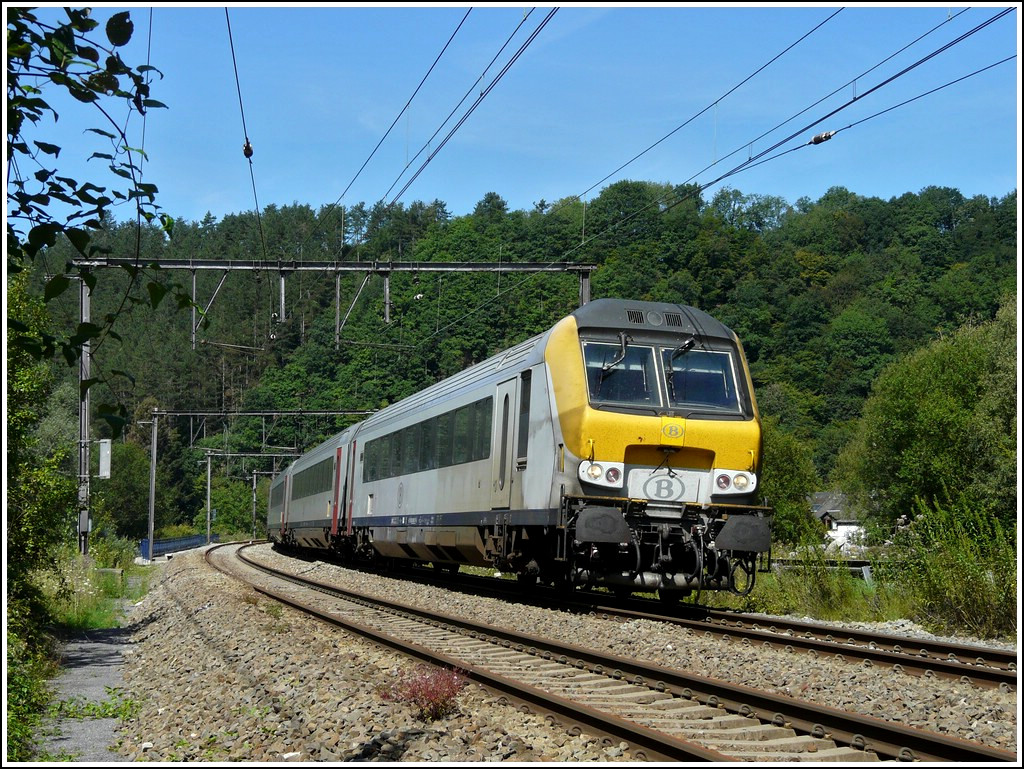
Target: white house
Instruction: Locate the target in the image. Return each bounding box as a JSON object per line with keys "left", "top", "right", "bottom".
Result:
{"left": 809, "top": 491, "right": 866, "bottom": 556}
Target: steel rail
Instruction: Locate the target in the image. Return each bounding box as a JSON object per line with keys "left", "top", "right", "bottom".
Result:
{"left": 346, "top": 561, "right": 1018, "bottom": 689}
{"left": 234, "top": 546, "right": 1017, "bottom": 763}
{"left": 207, "top": 544, "right": 724, "bottom": 762}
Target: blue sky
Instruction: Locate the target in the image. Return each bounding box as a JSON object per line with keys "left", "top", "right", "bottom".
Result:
{"left": 21, "top": 3, "right": 1022, "bottom": 227}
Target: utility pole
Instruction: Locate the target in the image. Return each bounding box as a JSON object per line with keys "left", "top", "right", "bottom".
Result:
{"left": 147, "top": 412, "right": 158, "bottom": 561}
{"left": 77, "top": 274, "right": 91, "bottom": 555}
{"left": 206, "top": 453, "right": 212, "bottom": 545}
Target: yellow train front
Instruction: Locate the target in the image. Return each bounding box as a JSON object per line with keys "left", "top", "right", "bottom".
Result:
{"left": 268, "top": 298, "right": 772, "bottom": 600}
{"left": 540, "top": 298, "right": 771, "bottom": 599}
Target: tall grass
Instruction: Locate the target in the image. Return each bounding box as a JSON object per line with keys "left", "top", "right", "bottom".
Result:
{"left": 37, "top": 545, "right": 153, "bottom": 632}
{"left": 703, "top": 499, "right": 1016, "bottom": 642}
{"left": 891, "top": 497, "right": 1017, "bottom": 638}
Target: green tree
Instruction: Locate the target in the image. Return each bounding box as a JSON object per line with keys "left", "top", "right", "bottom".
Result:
{"left": 6, "top": 274, "right": 78, "bottom": 761}
{"left": 760, "top": 417, "right": 820, "bottom": 546}
{"left": 193, "top": 476, "right": 261, "bottom": 537}
{"left": 91, "top": 441, "right": 153, "bottom": 539}
{"left": 836, "top": 294, "right": 1017, "bottom": 528}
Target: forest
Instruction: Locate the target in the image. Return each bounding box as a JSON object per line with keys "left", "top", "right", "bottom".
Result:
{"left": 22, "top": 179, "right": 1017, "bottom": 546}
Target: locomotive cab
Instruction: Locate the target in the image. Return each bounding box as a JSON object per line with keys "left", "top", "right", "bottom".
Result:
{"left": 545, "top": 300, "right": 772, "bottom": 598}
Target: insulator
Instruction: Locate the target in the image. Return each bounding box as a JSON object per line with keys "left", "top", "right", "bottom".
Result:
{"left": 810, "top": 131, "right": 836, "bottom": 145}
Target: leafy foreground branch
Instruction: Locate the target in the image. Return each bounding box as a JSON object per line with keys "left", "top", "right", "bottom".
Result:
{"left": 7, "top": 6, "right": 191, "bottom": 435}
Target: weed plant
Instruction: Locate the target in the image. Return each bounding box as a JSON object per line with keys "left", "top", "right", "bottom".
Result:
{"left": 49, "top": 686, "right": 140, "bottom": 721}
{"left": 34, "top": 545, "right": 152, "bottom": 633}
{"left": 379, "top": 665, "right": 467, "bottom": 721}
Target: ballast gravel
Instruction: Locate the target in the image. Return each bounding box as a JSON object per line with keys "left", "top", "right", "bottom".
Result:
{"left": 113, "top": 545, "right": 1018, "bottom": 761}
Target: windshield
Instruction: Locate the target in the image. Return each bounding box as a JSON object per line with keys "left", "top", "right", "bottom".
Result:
{"left": 583, "top": 342, "right": 661, "bottom": 407}
{"left": 663, "top": 348, "right": 740, "bottom": 412}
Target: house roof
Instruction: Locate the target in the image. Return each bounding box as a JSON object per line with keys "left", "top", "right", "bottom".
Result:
{"left": 809, "top": 491, "right": 863, "bottom": 523}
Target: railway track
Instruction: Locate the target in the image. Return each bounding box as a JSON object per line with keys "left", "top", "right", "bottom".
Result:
{"left": 210, "top": 543, "right": 1016, "bottom": 763}
{"left": 315, "top": 555, "right": 1017, "bottom": 692}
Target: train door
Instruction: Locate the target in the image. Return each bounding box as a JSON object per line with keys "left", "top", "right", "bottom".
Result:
{"left": 491, "top": 378, "right": 518, "bottom": 509}
{"left": 281, "top": 474, "right": 291, "bottom": 537}
{"left": 345, "top": 440, "right": 357, "bottom": 534}
{"left": 330, "top": 446, "right": 344, "bottom": 536}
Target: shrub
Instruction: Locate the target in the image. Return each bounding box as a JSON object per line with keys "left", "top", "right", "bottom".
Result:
{"left": 6, "top": 596, "right": 58, "bottom": 762}
{"left": 896, "top": 496, "right": 1016, "bottom": 638}
{"left": 88, "top": 535, "right": 138, "bottom": 571}
{"left": 379, "top": 665, "right": 467, "bottom": 721}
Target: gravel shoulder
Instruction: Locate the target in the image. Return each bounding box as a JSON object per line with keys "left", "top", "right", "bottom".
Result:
{"left": 37, "top": 544, "right": 1018, "bottom": 761}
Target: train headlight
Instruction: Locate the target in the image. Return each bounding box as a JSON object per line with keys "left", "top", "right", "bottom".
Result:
{"left": 578, "top": 460, "right": 625, "bottom": 489}
{"left": 712, "top": 469, "right": 757, "bottom": 495}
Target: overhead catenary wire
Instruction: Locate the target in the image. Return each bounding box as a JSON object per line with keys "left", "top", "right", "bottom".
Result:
{"left": 731, "top": 54, "right": 1018, "bottom": 179}
{"left": 388, "top": 8, "right": 559, "bottom": 207}
{"left": 308, "top": 8, "right": 555, "bottom": 350}
{"left": 378, "top": 8, "right": 539, "bottom": 206}
{"left": 566, "top": 7, "right": 845, "bottom": 210}
{"left": 307, "top": 8, "right": 474, "bottom": 255}
{"left": 225, "top": 8, "right": 269, "bottom": 268}
{"left": 662, "top": 6, "right": 1017, "bottom": 213}
{"left": 668, "top": 6, "right": 973, "bottom": 208}
{"left": 412, "top": 16, "right": 1016, "bottom": 350}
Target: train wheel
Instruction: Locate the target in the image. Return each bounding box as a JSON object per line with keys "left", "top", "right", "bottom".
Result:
{"left": 517, "top": 572, "right": 538, "bottom": 590}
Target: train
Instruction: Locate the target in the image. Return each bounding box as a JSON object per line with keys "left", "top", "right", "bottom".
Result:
{"left": 268, "top": 297, "right": 772, "bottom": 599}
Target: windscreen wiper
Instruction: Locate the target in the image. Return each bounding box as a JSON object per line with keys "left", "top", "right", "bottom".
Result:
{"left": 601, "top": 331, "right": 631, "bottom": 373}
{"left": 665, "top": 335, "right": 696, "bottom": 399}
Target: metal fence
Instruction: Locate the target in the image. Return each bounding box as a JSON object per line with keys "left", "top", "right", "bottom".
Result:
{"left": 138, "top": 534, "right": 219, "bottom": 559}
{"left": 772, "top": 558, "right": 874, "bottom": 584}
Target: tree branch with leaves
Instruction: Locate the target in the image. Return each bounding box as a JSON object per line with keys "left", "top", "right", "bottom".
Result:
{"left": 7, "top": 6, "right": 193, "bottom": 433}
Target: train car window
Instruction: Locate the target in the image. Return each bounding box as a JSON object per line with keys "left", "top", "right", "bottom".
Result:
{"left": 516, "top": 371, "right": 531, "bottom": 466}
{"left": 453, "top": 405, "right": 471, "bottom": 464}
{"left": 403, "top": 422, "right": 421, "bottom": 474}
{"left": 474, "top": 397, "right": 493, "bottom": 461}
{"left": 376, "top": 436, "right": 389, "bottom": 480}
{"left": 293, "top": 457, "right": 333, "bottom": 500}
{"left": 583, "top": 342, "right": 661, "bottom": 407}
{"left": 437, "top": 411, "right": 453, "bottom": 468}
{"left": 421, "top": 416, "right": 438, "bottom": 470}
{"left": 389, "top": 432, "right": 403, "bottom": 478}
{"left": 270, "top": 481, "right": 285, "bottom": 509}
{"left": 365, "top": 439, "right": 380, "bottom": 482}
{"left": 662, "top": 348, "right": 740, "bottom": 412}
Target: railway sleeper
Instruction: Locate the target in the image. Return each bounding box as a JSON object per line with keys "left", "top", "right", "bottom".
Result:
{"left": 690, "top": 734, "right": 833, "bottom": 753}
{"left": 724, "top": 746, "right": 879, "bottom": 762}
{"left": 614, "top": 702, "right": 734, "bottom": 719}
{"left": 663, "top": 723, "right": 796, "bottom": 741}
{"left": 644, "top": 714, "right": 757, "bottom": 731}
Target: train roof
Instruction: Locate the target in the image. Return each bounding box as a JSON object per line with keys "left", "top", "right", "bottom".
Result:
{"left": 275, "top": 297, "right": 738, "bottom": 471}
{"left": 570, "top": 298, "right": 735, "bottom": 341}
